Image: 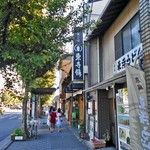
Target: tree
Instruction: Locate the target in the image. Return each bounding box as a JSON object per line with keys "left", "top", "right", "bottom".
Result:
{"left": 32, "top": 70, "right": 56, "bottom": 89}
{"left": 32, "top": 70, "right": 56, "bottom": 114}
{"left": 0, "top": 0, "right": 93, "bottom": 136}
{"left": 1, "top": 90, "right": 23, "bottom": 106}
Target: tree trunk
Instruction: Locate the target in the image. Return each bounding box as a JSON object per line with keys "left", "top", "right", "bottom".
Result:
{"left": 22, "top": 82, "right": 30, "bottom": 138}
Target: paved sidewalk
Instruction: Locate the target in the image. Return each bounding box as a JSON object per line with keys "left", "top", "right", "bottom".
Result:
{"left": 4, "top": 116, "right": 91, "bottom": 150}
{"left": 1, "top": 115, "right": 117, "bottom": 150}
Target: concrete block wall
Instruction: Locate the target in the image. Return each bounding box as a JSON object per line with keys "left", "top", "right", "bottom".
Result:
{"left": 139, "top": 0, "right": 150, "bottom": 111}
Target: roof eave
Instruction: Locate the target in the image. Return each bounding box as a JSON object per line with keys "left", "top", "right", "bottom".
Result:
{"left": 88, "top": 0, "right": 130, "bottom": 40}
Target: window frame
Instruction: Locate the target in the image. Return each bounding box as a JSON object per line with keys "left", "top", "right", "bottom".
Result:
{"left": 114, "top": 13, "right": 141, "bottom": 60}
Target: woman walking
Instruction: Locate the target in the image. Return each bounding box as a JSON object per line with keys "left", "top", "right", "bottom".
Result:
{"left": 47, "top": 106, "right": 53, "bottom": 131}
{"left": 50, "top": 107, "right": 56, "bottom": 132}
{"left": 56, "top": 108, "right": 62, "bottom": 132}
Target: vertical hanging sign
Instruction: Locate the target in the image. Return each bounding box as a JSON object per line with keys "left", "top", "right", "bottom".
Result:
{"left": 126, "top": 66, "right": 150, "bottom": 149}
{"left": 73, "top": 28, "right": 83, "bottom": 80}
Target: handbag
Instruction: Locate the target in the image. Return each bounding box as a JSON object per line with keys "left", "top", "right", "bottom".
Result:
{"left": 48, "top": 114, "right": 51, "bottom": 121}
{"left": 60, "top": 117, "right": 63, "bottom": 122}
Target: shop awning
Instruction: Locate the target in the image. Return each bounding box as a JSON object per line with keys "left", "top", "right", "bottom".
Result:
{"left": 31, "top": 88, "right": 56, "bottom": 95}
{"left": 65, "top": 82, "right": 84, "bottom": 93}
{"left": 83, "top": 71, "right": 126, "bottom": 92}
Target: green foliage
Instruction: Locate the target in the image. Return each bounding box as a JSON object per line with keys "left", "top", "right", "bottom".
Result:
{"left": 12, "top": 128, "right": 26, "bottom": 137}
{"left": 103, "top": 130, "right": 110, "bottom": 141}
{"left": 40, "top": 95, "right": 52, "bottom": 106}
{"left": 31, "top": 70, "right": 56, "bottom": 106}
{"left": 1, "top": 91, "right": 23, "bottom": 106}
{"left": 0, "top": 0, "right": 93, "bottom": 89}
{"left": 0, "top": 0, "right": 95, "bottom": 133}
{"left": 79, "top": 120, "right": 84, "bottom": 128}
{"left": 32, "top": 70, "right": 56, "bottom": 88}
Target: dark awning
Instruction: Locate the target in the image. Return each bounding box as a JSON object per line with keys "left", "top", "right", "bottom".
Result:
{"left": 89, "top": 0, "right": 130, "bottom": 39}
{"left": 65, "top": 87, "right": 73, "bottom": 93}
{"left": 31, "top": 88, "right": 56, "bottom": 95}
{"left": 65, "top": 83, "right": 84, "bottom": 93}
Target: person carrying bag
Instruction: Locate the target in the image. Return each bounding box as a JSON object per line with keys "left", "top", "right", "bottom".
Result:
{"left": 56, "top": 108, "right": 62, "bottom": 132}
{"left": 47, "top": 106, "right": 53, "bottom": 131}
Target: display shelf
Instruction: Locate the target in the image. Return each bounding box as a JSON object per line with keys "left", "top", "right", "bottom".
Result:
{"left": 118, "top": 116, "right": 129, "bottom": 126}
{"left": 118, "top": 126, "right": 130, "bottom": 144}
{"left": 118, "top": 124, "right": 129, "bottom": 129}
{"left": 118, "top": 114, "right": 129, "bottom": 117}
{"left": 119, "top": 139, "right": 130, "bottom": 146}
{"left": 119, "top": 140, "right": 130, "bottom": 150}
{"left": 117, "top": 104, "right": 129, "bottom": 106}
{"left": 116, "top": 88, "right": 130, "bottom": 150}
{"left": 117, "top": 105, "right": 129, "bottom": 114}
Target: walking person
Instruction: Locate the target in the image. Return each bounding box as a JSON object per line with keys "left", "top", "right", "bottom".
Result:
{"left": 56, "top": 108, "right": 62, "bottom": 132}
{"left": 47, "top": 106, "right": 53, "bottom": 131}
{"left": 50, "top": 107, "right": 56, "bottom": 132}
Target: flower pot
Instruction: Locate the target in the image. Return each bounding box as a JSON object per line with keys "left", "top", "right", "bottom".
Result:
{"left": 11, "top": 135, "right": 26, "bottom": 141}
{"left": 80, "top": 132, "right": 84, "bottom": 138}
{"left": 106, "top": 140, "right": 111, "bottom": 147}
{"left": 91, "top": 138, "right": 106, "bottom": 149}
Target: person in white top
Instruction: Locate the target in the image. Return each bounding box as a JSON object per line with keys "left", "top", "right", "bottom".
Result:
{"left": 47, "top": 106, "right": 53, "bottom": 131}
{"left": 56, "top": 108, "right": 62, "bottom": 132}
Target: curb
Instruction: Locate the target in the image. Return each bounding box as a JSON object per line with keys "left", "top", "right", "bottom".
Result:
{"left": 0, "top": 135, "right": 13, "bottom": 150}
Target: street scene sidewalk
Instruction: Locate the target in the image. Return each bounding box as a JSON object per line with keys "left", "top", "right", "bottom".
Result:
{"left": 1, "top": 116, "right": 116, "bottom": 150}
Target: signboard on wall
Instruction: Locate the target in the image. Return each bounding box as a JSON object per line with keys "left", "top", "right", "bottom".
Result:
{"left": 126, "top": 66, "right": 150, "bottom": 149}
{"left": 73, "top": 27, "right": 83, "bottom": 80}
{"left": 113, "top": 44, "right": 143, "bottom": 74}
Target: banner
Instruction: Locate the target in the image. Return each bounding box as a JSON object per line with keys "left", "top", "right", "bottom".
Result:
{"left": 73, "top": 28, "right": 83, "bottom": 80}
{"left": 126, "top": 66, "right": 150, "bottom": 149}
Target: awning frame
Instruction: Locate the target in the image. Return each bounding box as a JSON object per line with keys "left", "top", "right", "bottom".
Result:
{"left": 83, "top": 71, "right": 126, "bottom": 92}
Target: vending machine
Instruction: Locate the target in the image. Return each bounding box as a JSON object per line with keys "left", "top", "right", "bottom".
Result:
{"left": 116, "top": 88, "right": 130, "bottom": 150}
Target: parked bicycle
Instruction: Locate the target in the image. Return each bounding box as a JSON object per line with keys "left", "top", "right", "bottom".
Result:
{"left": 27, "top": 117, "right": 38, "bottom": 139}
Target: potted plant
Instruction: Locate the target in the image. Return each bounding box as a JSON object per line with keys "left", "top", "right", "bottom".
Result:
{"left": 103, "top": 130, "right": 110, "bottom": 146}
{"left": 79, "top": 120, "right": 84, "bottom": 138}
{"left": 11, "top": 128, "right": 27, "bottom": 141}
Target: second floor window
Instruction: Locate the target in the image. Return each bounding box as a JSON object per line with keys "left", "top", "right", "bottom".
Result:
{"left": 115, "top": 13, "right": 141, "bottom": 60}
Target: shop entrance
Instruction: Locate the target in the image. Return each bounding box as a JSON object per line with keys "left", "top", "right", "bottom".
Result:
{"left": 98, "top": 89, "right": 116, "bottom": 147}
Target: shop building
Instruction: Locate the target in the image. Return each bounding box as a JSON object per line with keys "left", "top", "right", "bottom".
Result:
{"left": 83, "top": 0, "right": 150, "bottom": 149}
{"left": 56, "top": 56, "right": 72, "bottom": 113}
{"left": 57, "top": 55, "right": 84, "bottom": 126}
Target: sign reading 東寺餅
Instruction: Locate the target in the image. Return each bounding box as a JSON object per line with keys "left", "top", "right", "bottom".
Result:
{"left": 73, "top": 28, "right": 83, "bottom": 81}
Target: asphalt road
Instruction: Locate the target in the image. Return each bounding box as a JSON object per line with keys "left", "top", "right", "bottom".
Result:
{"left": 0, "top": 111, "right": 22, "bottom": 142}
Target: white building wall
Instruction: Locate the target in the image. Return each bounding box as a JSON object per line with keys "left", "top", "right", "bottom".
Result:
{"left": 86, "top": 0, "right": 109, "bottom": 36}
{"left": 102, "top": 0, "right": 139, "bottom": 80}
{"left": 90, "top": 38, "right": 99, "bottom": 85}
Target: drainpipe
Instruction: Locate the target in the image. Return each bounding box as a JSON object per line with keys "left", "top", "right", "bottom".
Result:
{"left": 149, "top": 0, "right": 150, "bottom": 12}
{"left": 97, "top": 37, "right": 100, "bottom": 82}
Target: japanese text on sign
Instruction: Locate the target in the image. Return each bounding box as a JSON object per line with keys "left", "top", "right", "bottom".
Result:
{"left": 73, "top": 28, "right": 83, "bottom": 80}
{"left": 138, "top": 96, "right": 150, "bottom": 149}
{"left": 113, "top": 44, "right": 143, "bottom": 74}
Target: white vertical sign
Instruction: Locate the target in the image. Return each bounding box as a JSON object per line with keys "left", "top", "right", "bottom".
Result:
{"left": 126, "top": 66, "right": 150, "bottom": 149}
{"left": 32, "top": 101, "right": 35, "bottom": 119}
